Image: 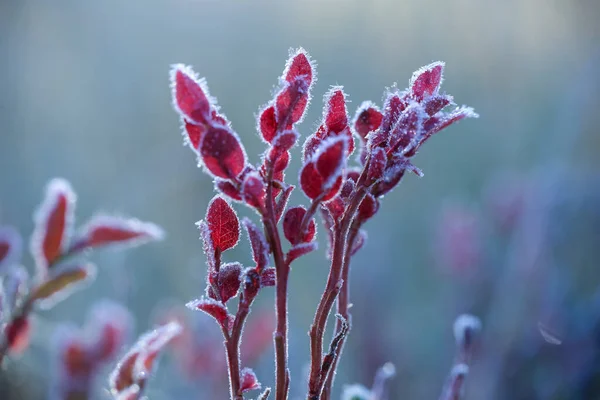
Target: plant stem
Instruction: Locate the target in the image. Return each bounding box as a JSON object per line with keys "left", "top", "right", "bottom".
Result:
{"left": 307, "top": 186, "right": 368, "bottom": 399}
{"left": 263, "top": 165, "right": 290, "bottom": 400}
{"left": 224, "top": 293, "right": 254, "bottom": 400}
{"left": 320, "top": 221, "right": 360, "bottom": 400}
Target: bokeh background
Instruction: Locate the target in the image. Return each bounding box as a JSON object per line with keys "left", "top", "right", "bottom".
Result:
{"left": 1, "top": 0, "right": 599, "bottom": 399}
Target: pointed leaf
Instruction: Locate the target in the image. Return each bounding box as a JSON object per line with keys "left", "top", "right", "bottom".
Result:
{"left": 170, "top": 64, "right": 213, "bottom": 124}
{"left": 324, "top": 87, "right": 348, "bottom": 133}
{"left": 200, "top": 125, "right": 247, "bottom": 179}
{"left": 186, "top": 297, "right": 230, "bottom": 328}
{"left": 283, "top": 206, "right": 316, "bottom": 245}
{"left": 218, "top": 262, "right": 242, "bottom": 303}
{"left": 409, "top": 61, "right": 444, "bottom": 101}
{"left": 242, "top": 218, "right": 269, "bottom": 272}
{"left": 242, "top": 172, "right": 266, "bottom": 209}
{"left": 259, "top": 105, "right": 278, "bottom": 143}
{"left": 31, "top": 178, "right": 76, "bottom": 271}
{"left": 70, "top": 216, "right": 163, "bottom": 253}
{"left": 4, "top": 316, "right": 31, "bottom": 355}
{"left": 31, "top": 263, "right": 96, "bottom": 309}
{"left": 286, "top": 242, "right": 318, "bottom": 264}
{"left": 240, "top": 367, "right": 261, "bottom": 392}
{"left": 353, "top": 101, "right": 383, "bottom": 140}
{"left": 284, "top": 48, "right": 314, "bottom": 87}
{"left": 315, "top": 136, "right": 348, "bottom": 187}
{"left": 206, "top": 196, "right": 240, "bottom": 252}
{"left": 275, "top": 185, "right": 294, "bottom": 223}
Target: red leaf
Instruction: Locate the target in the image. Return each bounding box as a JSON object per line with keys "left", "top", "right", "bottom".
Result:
{"left": 380, "top": 91, "right": 408, "bottom": 137}
{"left": 284, "top": 48, "right": 313, "bottom": 87}
{"left": 410, "top": 61, "right": 445, "bottom": 101}
{"left": 109, "top": 321, "right": 182, "bottom": 397}
{"left": 215, "top": 179, "right": 243, "bottom": 201}
{"left": 240, "top": 367, "right": 261, "bottom": 392}
{"left": 218, "top": 262, "right": 242, "bottom": 303}
{"left": 275, "top": 78, "right": 309, "bottom": 128}
{"left": 286, "top": 242, "right": 318, "bottom": 264}
{"left": 183, "top": 119, "right": 206, "bottom": 151}
{"left": 0, "top": 226, "right": 22, "bottom": 272}
{"left": 199, "top": 125, "right": 247, "bottom": 179}
{"left": 323, "top": 196, "right": 345, "bottom": 222}
{"left": 324, "top": 87, "right": 348, "bottom": 133}
{"left": 4, "top": 316, "right": 31, "bottom": 355}
{"left": 353, "top": 101, "right": 383, "bottom": 140}
{"left": 387, "top": 103, "right": 426, "bottom": 154}
{"left": 357, "top": 193, "right": 379, "bottom": 222}
{"left": 315, "top": 136, "right": 348, "bottom": 187}
{"left": 367, "top": 147, "right": 387, "bottom": 184}
{"left": 109, "top": 349, "right": 139, "bottom": 394}
{"left": 242, "top": 218, "right": 269, "bottom": 272}
{"left": 31, "top": 178, "right": 76, "bottom": 272}
{"left": 89, "top": 301, "right": 133, "bottom": 362}
{"left": 271, "top": 150, "right": 290, "bottom": 173}
{"left": 61, "top": 337, "right": 90, "bottom": 376}
{"left": 242, "top": 172, "right": 266, "bottom": 209}
{"left": 70, "top": 216, "right": 163, "bottom": 253}
{"left": 275, "top": 185, "right": 294, "bottom": 223}
{"left": 272, "top": 129, "right": 299, "bottom": 152}
{"left": 186, "top": 298, "right": 230, "bottom": 328}
{"left": 259, "top": 105, "right": 277, "bottom": 143}
{"left": 299, "top": 162, "right": 323, "bottom": 200}
{"left": 170, "top": 64, "right": 213, "bottom": 124}
{"left": 302, "top": 134, "right": 323, "bottom": 162}
{"left": 423, "top": 94, "right": 453, "bottom": 116}
{"left": 206, "top": 196, "right": 240, "bottom": 252}
{"left": 283, "top": 206, "right": 316, "bottom": 245}
{"left": 407, "top": 106, "right": 478, "bottom": 157}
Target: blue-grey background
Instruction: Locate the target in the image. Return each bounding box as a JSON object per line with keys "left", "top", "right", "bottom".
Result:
{"left": 1, "top": 0, "right": 599, "bottom": 399}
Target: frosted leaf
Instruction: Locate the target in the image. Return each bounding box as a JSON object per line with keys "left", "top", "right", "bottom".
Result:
{"left": 286, "top": 242, "right": 318, "bottom": 264}
{"left": 32, "top": 263, "right": 97, "bottom": 310}
{"left": 242, "top": 218, "right": 269, "bottom": 272}
{"left": 30, "top": 178, "right": 77, "bottom": 274}
{"left": 70, "top": 215, "right": 164, "bottom": 253}
{"left": 409, "top": 61, "right": 445, "bottom": 101}
{"left": 205, "top": 196, "right": 240, "bottom": 252}
{"left": 170, "top": 64, "right": 215, "bottom": 125}
{"left": 186, "top": 297, "right": 230, "bottom": 328}
{"left": 240, "top": 367, "right": 261, "bottom": 392}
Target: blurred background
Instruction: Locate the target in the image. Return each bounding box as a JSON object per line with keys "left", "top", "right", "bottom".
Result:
{"left": 1, "top": 0, "right": 599, "bottom": 399}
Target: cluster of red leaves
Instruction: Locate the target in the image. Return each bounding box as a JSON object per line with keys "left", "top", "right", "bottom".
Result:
{"left": 0, "top": 178, "right": 163, "bottom": 361}
{"left": 170, "top": 48, "right": 476, "bottom": 400}
{"left": 52, "top": 301, "right": 132, "bottom": 399}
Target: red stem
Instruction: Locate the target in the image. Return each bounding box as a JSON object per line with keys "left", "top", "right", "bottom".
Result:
{"left": 320, "top": 221, "right": 361, "bottom": 399}
{"left": 307, "top": 185, "right": 368, "bottom": 399}
{"left": 263, "top": 164, "right": 290, "bottom": 400}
